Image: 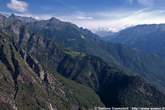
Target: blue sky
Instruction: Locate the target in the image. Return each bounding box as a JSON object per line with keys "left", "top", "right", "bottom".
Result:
{"left": 1, "top": 0, "right": 165, "bottom": 31}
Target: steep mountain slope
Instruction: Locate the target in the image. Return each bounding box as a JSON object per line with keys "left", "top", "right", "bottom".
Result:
{"left": 1, "top": 14, "right": 165, "bottom": 107}
{"left": 26, "top": 17, "right": 117, "bottom": 65}
{"left": 105, "top": 24, "right": 165, "bottom": 57}
{"left": 56, "top": 52, "right": 165, "bottom": 107}
{"left": 0, "top": 32, "right": 103, "bottom": 110}
{"left": 102, "top": 43, "right": 165, "bottom": 91}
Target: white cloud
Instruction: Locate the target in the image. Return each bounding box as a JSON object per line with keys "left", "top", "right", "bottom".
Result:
{"left": 65, "top": 9, "right": 165, "bottom": 32}
{"left": 7, "top": 0, "right": 28, "bottom": 12}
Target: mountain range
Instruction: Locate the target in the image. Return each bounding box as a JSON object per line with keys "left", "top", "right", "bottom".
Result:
{"left": 1, "top": 14, "right": 165, "bottom": 109}
{"left": 22, "top": 15, "right": 165, "bottom": 92}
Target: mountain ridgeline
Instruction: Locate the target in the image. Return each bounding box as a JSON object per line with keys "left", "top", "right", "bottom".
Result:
{"left": 0, "top": 14, "right": 165, "bottom": 109}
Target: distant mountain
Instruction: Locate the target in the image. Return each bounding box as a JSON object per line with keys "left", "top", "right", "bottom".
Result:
{"left": 1, "top": 14, "right": 165, "bottom": 108}
{"left": 104, "top": 24, "right": 165, "bottom": 57}
{"left": 9, "top": 14, "right": 36, "bottom": 23}
{"left": 95, "top": 30, "right": 115, "bottom": 37}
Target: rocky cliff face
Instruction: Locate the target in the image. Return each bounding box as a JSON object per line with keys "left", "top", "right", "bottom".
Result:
{"left": 0, "top": 32, "right": 103, "bottom": 110}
